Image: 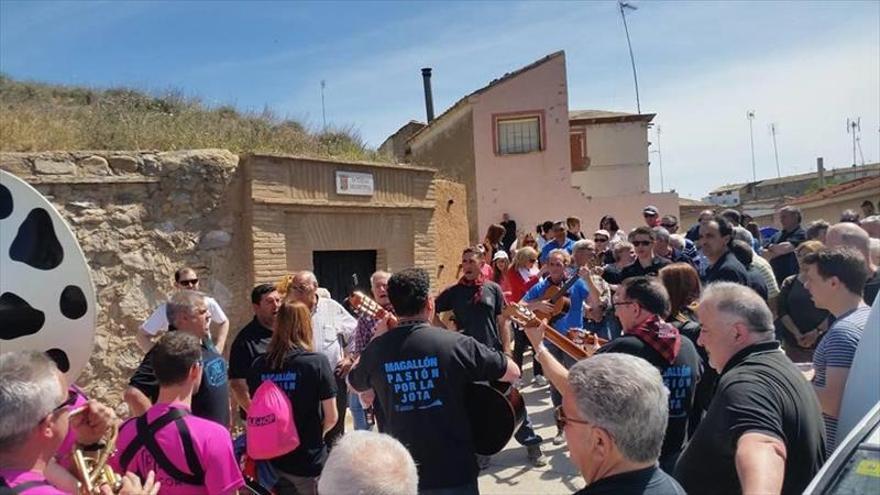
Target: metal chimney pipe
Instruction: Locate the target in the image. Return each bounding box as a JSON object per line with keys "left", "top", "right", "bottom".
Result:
{"left": 817, "top": 157, "right": 825, "bottom": 189}
{"left": 421, "top": 68, "right": 435, "bottom": 123}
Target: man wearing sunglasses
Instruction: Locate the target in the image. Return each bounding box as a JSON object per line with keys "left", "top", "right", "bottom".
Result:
{"left": 619, "top": 227, "right": 671, "bottom": 281}
{"left": 137, "top": 267, "right": 230, "bottom": 353}
{"left": 0, "top": 351, "right": 130, "bottom": 494}
{"left": 516, "top": 335, "right": 686, "bottom": 494}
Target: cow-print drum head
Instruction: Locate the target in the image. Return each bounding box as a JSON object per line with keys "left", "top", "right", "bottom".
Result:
{"left": 0, "top": 170, "right": 96, "bottom": 379}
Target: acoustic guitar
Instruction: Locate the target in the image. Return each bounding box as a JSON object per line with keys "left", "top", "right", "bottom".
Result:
{"left": 348, "top": 291, "right": 525, "bottom": 456}
{"left": 532, "top": 275, "right": 582, "bottom": 322}
{"left": 503, "top": 303, "right": 608, "bottom": 361}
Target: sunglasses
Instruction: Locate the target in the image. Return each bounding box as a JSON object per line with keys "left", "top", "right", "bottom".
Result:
{"left": 632, "top": 240, "right": 652, "bottom": 247}
{"left": 660, "top": 224, "right": 676, "bottom": 229}
{"left": 593, "top": 237, "right": 608, "bottom": 243}
{"left": 554, "top": 405, "right": 591, "bottom": 429}
{"left": 52, "top": 389, "right": 78, "bottom": 415}
{"left": 179, "top": 279, "right": 199, "bottom": 287}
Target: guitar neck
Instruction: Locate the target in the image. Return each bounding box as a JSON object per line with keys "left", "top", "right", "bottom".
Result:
{"left": 541, "top": 324, "right": 588, "bottom": 360}
{"left": 547, "top": 274, "right": 580, "bottom": 304}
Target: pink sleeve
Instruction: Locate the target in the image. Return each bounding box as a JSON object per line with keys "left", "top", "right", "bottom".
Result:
{"left": 203, "top": 428, "right": 245, "bottom": 494}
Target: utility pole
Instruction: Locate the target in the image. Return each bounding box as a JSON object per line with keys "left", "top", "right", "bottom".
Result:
{"left": 770, "top": 123, "right": 781, "bottom": 178}
{"left": 747, "top": 110, "right": 756, "bottom": 182}
{"left": 618, "top": 1, "right": 641, "bottom": 114}
{"left": 320, "top": 80, "right": 327, "bottom": 131}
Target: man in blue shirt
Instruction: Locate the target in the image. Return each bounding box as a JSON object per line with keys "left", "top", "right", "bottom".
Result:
{"left": 521, "top": 248, "right": 589, "bottom": 445}
{"left": 539, "top": 221, "right": 575, "bottom": 264}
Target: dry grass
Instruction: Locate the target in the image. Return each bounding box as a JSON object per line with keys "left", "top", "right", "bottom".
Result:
{"left": 0, "top": 74, "right": 380, "bottom": 160}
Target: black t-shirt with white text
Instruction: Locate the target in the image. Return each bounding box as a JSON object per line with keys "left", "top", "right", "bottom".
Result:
{"left": 348, "top": 322, "right": 508, "bottom": 490}
{"left": 435, "top": 281, "right": 505, "bottom": 351}
{"left": 596, "top": 334, "right": 701, "bottom": 468}
{"left": 129, "top": 340, "right": 230, "bottom": 427}
{"left": 246, "top": 349, "right": 337, "bottom": 477}
{"left": 674, "top": 341, "right": 825, "bottom": 495}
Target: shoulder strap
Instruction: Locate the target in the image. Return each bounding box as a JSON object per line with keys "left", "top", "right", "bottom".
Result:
{"left": 119, "top": 408, "right": 205, "bottom": 485}
{"left": 0, "top": 478, "right": 51, "bottom": 494}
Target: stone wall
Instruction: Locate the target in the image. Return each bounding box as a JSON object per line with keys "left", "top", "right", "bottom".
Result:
{"left": 1, "top": 150, "right": 251, "bottom": 408}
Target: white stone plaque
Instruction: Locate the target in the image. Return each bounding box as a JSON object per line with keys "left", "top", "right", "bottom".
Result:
{"left": 335, "top": 171, "right": 374, "bottom": 196}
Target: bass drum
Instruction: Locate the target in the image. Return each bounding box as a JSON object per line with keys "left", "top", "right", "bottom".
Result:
{"left": 0, "top": 170, "right": 96, "bottom": 379}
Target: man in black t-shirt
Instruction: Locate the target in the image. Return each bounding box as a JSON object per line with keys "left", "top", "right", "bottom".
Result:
{"left": 675, "top": 282, "right": 825, "bottom": 495}
{"left": 764, "top": 206, "right": 806, "bottom": 284}
{"left": 619, "top": 227, "right": 671, "bottom": 281}
{"left": 701, "top": 215, "right": 750, "bottom": 286}
{"left": 595, "top": 277, "right": 701, "bottom": 473}
{"left": 520, "top": 329, "right": 686, "bottom": 494}
{"left": 124, "top": 290, "right": 231, "bottom": 426}
{"left": 349, "top": 268, "right": 520, "bottom": 494}
{"left": 436, "top": 247, "right": 547, "bottom": 467}
{"left": 228, "top": 284, "right": 282, "bottom": 416}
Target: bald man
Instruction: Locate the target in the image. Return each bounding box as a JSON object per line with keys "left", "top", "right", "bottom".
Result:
{"left": 826, "top": 223, "right": 880, "bottom": 305}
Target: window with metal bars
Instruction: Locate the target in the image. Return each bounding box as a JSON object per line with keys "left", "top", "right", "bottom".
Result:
{"left": 496, "top": 116, "right": 541, "bottom": 154}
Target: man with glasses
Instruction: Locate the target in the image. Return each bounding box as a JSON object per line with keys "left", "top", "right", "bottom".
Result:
{"left": 138, "top": 267, "right": 230, "bottom": 353}
{"left": 515, "top": 335, "right": 686, "bottom": 494}
{"left": 619, "top": 227, "right": 671, "bottom": 281}
{"left": 593, "top": 229, "right": 615, "bottom": 265}
{"left": 0, "top": 351, "right": 126, "bottom": 493}
{"left": 595, "top": 277, "right": 700, "bottom": 473}
{"left": 284, "top": 271, "right": 357, "bottom": 447}
{"left": 125, "top": 291, "right": 231, "bottom": 426}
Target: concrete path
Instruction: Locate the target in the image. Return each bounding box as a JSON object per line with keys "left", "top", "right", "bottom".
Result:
{"left": 477, "top": 377, "right": 585, "bottom": 494}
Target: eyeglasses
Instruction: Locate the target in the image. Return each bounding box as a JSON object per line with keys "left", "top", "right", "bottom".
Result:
{"left": 554, "top": 405, "right": 591, "bottom": 429}
{"left": 614, "top": 299, "right": 637, "bottom": 307}
{"left": 179, "top": 279, "right": 199, "bottom": 287}
{"left": 51, "top": 389, "right": 78, "bottom": 415}
{"left": 631, "top": 240, "right": 652, "bottom": 247}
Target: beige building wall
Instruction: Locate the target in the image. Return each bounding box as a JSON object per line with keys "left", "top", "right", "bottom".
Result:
{"left": 571, "top": 121, "right": 651, "bottom": 196}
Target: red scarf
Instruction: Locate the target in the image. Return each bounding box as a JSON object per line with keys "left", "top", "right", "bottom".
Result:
{"left": 627, "top": 315, "right": 681, "bottom": 364}
{"left": 459, "top": 273, "right": 485, "bottom": 303}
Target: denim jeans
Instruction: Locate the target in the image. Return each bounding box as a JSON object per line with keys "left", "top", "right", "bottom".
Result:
{"left": 348, "top": 391, "right": 372, "bottom": 431}
{"left": 514, "top": 409, "right": 542, "bottom": 446}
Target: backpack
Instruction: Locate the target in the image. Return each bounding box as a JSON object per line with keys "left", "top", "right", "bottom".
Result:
{"left": 246, "top": 380, "right": 300, "bottom": 460}
{"left": 118, "top": 407, "right": 205, "bottom": 486}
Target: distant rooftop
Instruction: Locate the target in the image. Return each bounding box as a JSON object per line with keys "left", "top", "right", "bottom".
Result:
{"left": 569, "top": 110, "right": 656, "bottom": 124}
{"left": 787, "top": 175, "right": 880, "bottom": 206}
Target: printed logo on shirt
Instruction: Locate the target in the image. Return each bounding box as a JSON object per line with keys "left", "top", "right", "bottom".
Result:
{"left": 260, "top": 371, "right": 298, "bottom": 391}
{"left": 383, "top": 356, "right": 443, "bottom": 412}
{"left": 204, "top": 357, "right": 228, "bottom": 387}
{"left": 663, "top": 365, "right": 692, "bottom": 417}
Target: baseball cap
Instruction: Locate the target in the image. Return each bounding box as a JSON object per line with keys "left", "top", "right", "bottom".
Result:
{"left": 492, "top": 251, "right": 509, "bottom": 261}
{"left": 643, "top": 205, "right": 659, "bottom": 216}
{"left": 593, "top": 229, "right": 610, "bottom": 240}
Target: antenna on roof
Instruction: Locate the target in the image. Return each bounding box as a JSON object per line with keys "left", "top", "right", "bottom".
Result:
{"left": 846, "top": 117, "right": 862, "bottom": 166}
{"left": 618, "top": 1, "right": 641, "bottom": 114}
{"left": 650, "top": 125, "right": 664, "bottom": 192}
{"left": 769, "top": 123, "right": 781, "bottom": 178}
{"left": 746, "top": 110, "right": 757, "bottom": 182}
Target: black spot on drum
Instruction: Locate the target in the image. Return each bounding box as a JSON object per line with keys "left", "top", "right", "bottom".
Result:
{"left": 45, "top": 348, "right": 70, "bottom": 373}
{"left": 60, "top": 285, "right": 88, "bottom": 319}
{"left": 9, "top": 208, "right": 64, "bottom": 270}
{"left": 0, "top": 183, "right": 12, "bottom": 219}
{"left": 0, "top": 292, "right": 46, "bottom": 339}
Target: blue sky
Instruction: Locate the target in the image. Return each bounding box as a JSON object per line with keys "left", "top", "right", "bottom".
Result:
{"left": 2, "top": 0, "right": 878, "bottom": 199}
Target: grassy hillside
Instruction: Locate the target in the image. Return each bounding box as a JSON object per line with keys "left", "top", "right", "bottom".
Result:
{"left": 0, "top": 74, "right": 378, "bottom": 160}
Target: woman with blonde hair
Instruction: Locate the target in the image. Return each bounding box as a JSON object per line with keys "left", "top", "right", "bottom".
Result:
{"left": 506, "top": 246, "right": 547, "bottom": 385}
{"left": 247, "top": 301, "right": 338, "bottom": 495}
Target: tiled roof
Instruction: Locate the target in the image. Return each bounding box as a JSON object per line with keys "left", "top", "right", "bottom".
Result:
{"left": 758, "top": 162, "right": 880, "bottom": 187}
{"left": 407, "top": 51, "right": 565, "bottom": 144}
{"left": 786, "top": 175, "right": 880, "bottom": 206}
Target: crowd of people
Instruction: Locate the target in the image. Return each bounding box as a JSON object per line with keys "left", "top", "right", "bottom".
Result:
{"left": 1, "top": 201, "right": 878, "bottom": 495}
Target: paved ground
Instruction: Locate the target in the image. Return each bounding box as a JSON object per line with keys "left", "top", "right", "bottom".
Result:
{"left": 477, "top": 373, "right": 585, "bottom": 494}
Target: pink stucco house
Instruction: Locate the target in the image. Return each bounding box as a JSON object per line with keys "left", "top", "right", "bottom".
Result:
{"left": 384, "top": 51, "right": 678, "bottom": 242}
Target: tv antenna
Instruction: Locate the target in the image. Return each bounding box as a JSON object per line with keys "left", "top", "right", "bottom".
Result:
{"left": 618, "top": 1, "right": 641, "bottom": 114}
{"left": 769, "top": 123, "right": 781, "bottom": 178}
{"left": 650, "top": 125, "right": 665, "bottom": 192}
{"left": 846, "top": 118, "right": 863, "bottom": 166}
{"left": 321, "top": 80, "right": 327, "bottom": 131}
{"left": 746, "top": 110, "right": 756, "bottom": 182}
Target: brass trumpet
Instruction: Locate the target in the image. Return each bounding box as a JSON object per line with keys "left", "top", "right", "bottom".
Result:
{"left": 72, "top": 418, "right": 122, "bottom": 494}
